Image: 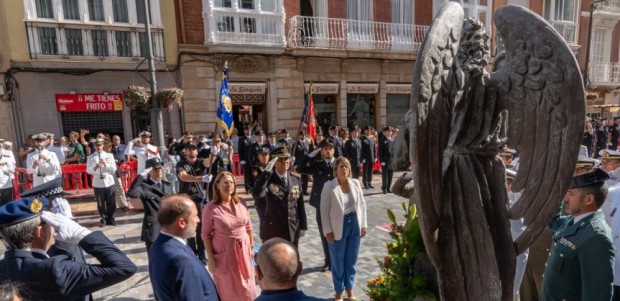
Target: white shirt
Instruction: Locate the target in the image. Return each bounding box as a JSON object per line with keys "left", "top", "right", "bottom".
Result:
{"left": 86, "top": 151, "right": 117, "bottom": 188}
{"left": 125, "top": 141, "right": 160, "bottom": 174}
{"left": 606, "top": 184, "right": 620, "bottom": 285}
{"left": 48, "top": 145, "right": 65, "bottom": 164}
{"left": 341, "top": 190, "right": 355, "bottom": 214}
{"left": 26, "top": 149, "right": 62, "bottom": 187}
{"left": 0, "top": 150, "right": 15, "bottom": 189}
{"left": 160, "top": 231, "right": 187, "bottom": 245}
{"left": 573, "top": 211, "right": 596, "bottom": 224}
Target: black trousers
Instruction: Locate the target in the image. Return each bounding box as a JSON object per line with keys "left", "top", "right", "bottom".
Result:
{"left": 352, "top": 163, "right": 361, "bottom": 180}
{"left": 187, "top": 198, "right": 207, "bottom": 262}
{"left": 301, "top": 174, "right": 309, "bottom": 193}
{"left": 243, "top": 163, "right": 253, "bottom": 192}
{"left": 0, "top": 187, "right": 14, "bottom": 206}
{"left": 613, "top": 286, "right": 620, "bottom": 301}
{"left": 94, "top": 186, "right": 116, "bottom": 221}
{"left": 381, "top": 166, "right": 394, "bottom": 191}
{"left": 362, "top": 161, "right": 374, "bottom": 186}
{"left": 315, "top": 207, "right": 330, "bottom": 266}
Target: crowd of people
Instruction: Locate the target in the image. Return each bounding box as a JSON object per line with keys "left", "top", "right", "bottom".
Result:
{"left": 0, "top": 123, "right": 405, "bottom": 301}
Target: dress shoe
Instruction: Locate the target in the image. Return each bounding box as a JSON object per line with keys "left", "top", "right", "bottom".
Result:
{"left": 321, "top": 264, "right": 330, "bottom": 272}
{"left": 368, "top": 185, "right": 375, "bottom": 189}
{"left": 364, "top": 184, "right": 370, "bottom": 189}
{"left": 107, "top": 219, "right": 117, "bottom": 226}
{"left": 100, "top": 219, "right": 107, "bottom": 227}
{"left": 387, "top": 189, "right": 392, "bottom": 193}
{"left": 382, "top": 189, "right": 387, "bottom": 194}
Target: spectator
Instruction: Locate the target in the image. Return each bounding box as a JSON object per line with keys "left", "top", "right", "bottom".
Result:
{"left": 203, "top": 172, "right": 256, "bottom": 301}
{"left": 168, "top": 131, "right": 194, "bottom": 161}
{"left": 320, "top": 157, "right": 367, "bottom": 301}
{"left": 45, "top": 133, "right": 65, "bottom": 165}
{"left": 163, "top": 137, "right": 179, "bottom": 193}
{"left": 18, "top": 134, "right": 34, "bottom": 162}
{"left": 64, "top": 131, "right": 85, "bottom": 164}
{"left": 59, "top": 136, "right": 70, "bottom": 156}
{"left": 0, "top": 197, "right": 137, "bottom": 300}
{"left": 149, "top": 194, "right": 219, "bottom": 301}
{"left": 0, "top": 281, "right": 24, "bottom": 301}
{"left": 230, "top": 128, "right": 240, "bottom": 154}
{"left": 110, "top": 135, "right": 126, "bottom": 165}
{"left": 255, "top": 238, "right": 322, "bottom": 301}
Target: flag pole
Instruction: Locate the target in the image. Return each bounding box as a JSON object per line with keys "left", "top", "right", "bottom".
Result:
{"left": 292, "top": 82, "right": 311, "bottom": 159}
{"left": 206, "top": 61, "right": 228, "bottom": 197}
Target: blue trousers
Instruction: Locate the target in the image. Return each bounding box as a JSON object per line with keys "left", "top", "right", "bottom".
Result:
{"left": 328, "top": 212, "right": 361, "bottom": 294}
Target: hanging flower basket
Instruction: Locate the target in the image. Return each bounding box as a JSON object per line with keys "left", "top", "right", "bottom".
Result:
{"left": 157, "top": 87, "right": 184, "bottom": 112}
{"left": 123, "top": 85, "right": 151, "bottom": 111}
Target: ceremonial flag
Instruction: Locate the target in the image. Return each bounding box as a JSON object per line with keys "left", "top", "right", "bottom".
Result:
{"left": 216, "top": 62, "right": 234, "bottom": 137}
{"left": 306, "top": 89, "right": 316, "bottom": 142}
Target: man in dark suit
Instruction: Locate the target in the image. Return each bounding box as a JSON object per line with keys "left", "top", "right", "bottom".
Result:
{"left": 361, "top": 126, "right": 376, "bottom": 189}
{"left": 238, "top": 125, "right": 254, "bottom": 193}
{"left": 297, "top": 138, "right": 336, "bottom": 272}
{"left": 344, "top": 125, "right": 362, "bottom": 180}
{"left": 149, "top": 194, "right": 219, "bottom": 301}
{"left": 0, "top": 197, "right": 137, "bottom": 301}
{"left": 253, "top": 147, "right": 307, "bottom": 247}
{"left": 127, "top": 157, "right": 173, "bottom": 256}
{"left": 378, "top": 126, "right": 394, "bottom": 194}
{"left": 293, "top": 130, "right": 310, "bottom": 195}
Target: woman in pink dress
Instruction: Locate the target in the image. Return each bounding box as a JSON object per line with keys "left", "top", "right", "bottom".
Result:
{"left": 203, "top": 171, "right": 256, "bottom": 301}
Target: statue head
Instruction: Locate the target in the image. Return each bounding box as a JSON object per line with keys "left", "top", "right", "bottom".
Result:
{"left": 457, "top": 18, "right": 490, "bottom": 79}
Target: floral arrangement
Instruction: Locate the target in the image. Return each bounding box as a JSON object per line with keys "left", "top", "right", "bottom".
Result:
{"left": 157, "top": 87, "right": 184, "bottom": 112}
{"left": 123, "top": 85, "right": 151, "bottom": 111}
{"left": 363, "top": 204, "right": 438, "bottom": 301}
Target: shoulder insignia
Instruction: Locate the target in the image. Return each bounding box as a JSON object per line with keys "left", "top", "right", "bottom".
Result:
{"left": 290, "top": 172, "right": 301, "bottom": 179}
{"left": 253, "top": 170, "right": 258, "bottom": 177}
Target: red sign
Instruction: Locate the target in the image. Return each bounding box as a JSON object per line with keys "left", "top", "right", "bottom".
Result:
{"left": 55, "top": 94, "right": 124, "bottom": 112}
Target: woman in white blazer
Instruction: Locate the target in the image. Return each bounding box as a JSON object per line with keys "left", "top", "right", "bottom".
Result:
{"left": 320, "top": 157, "right": 367, "bottom": 301}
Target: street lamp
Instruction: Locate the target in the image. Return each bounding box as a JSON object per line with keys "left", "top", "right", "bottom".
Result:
{"left": 584, "top": 0, "right": 606, "bottom": 88}
{"left": 144, "top": 0, "right": 165, "bottom": 150}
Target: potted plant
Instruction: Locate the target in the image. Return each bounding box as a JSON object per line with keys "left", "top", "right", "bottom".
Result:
{"left": 157, "top": 87, "right": 184, "bottom": 112}
{"left": 123, "top": 85, "right": 151, "bottom": 111}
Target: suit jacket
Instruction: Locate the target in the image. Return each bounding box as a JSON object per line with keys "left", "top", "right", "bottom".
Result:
{"left": 344, "top": 138, "right": 362, "bottom": 167}
{"left": 541, "top": 210, "right": 614, "bottom": 301}
{"left": 0, "top": 231, "right": 136, "bottom": 301}
{"left": 48, "top": 241, "right": 91, "bottom": 301}
{"left": 319, "top": 178, "right": 367, "bottom": 240}
{"left": 127, "top": 175, "right": 173, "bottom": 242}
{"left": 253, "top": 171, "right": 307, "bottom": 244}
{"left": 378, "top": 135, "right": 392, "bottom": 164}
{"left": 297, "top": 156, "right": 335, "bottom": 208}
{"left": 238, "top": 136, "right": 253, "bottom": 163}
{"left": 293, "top": 140, "right": 309, "bottom": 166}
{"left": 149, "top": 233, "right": 219, "bottom": 301}
{"left": 255, "top": 288, "right": 322, "bottom": 301}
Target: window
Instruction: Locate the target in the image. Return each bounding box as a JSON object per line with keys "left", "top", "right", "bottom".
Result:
{"left": 88, "top": 0, "right": 105, "bottom": 21}
{"left": 139, "top": 32, "right": 148, "bottom": 57}
{"left": 239, "top": 0, "right": 254, "bottom": 9}
{"left": 591, "top": 29, "right": 605, "bottom": 64}
{"left": 260, "top": 0, "right": 277, "bottom": 12}
{"left": 63, "top": 0, "right": 80, "bottom": 20}
{"left": 38, "top": 27, "right": 58, "bottom": 54}
{"left": 65, "top": 28, "right": 84, "bottom": 55}
{"left": 91, "top": 30, "right": 108, "bottom": 56}
{"left": 391, "top": 0, "right": 412, "bottom": 24}
{"left": 544, "top": 0, "right": 578, "bottom": 43}
{"left": 136, "top": 0, "right": 149, "bottom": 24}
{"left": 115, "top": 31, "right": 132, "bottom": 56}
{"left": 347, "top": 0, "right": 372, "bottom": 21}
{"left": 113, "top": 0, "right": 129, "bottom": 23}
{"left": 214, "top": 0, "right": 232, "bottom": 8}
{"left": 433, "top": 0, "right": 490, "bottom": 31}
{"left": 36, "top": 0, "right": 54, "bottom": 18}
{"left": 313, "top": 0, "right": 327, "bottom": 17}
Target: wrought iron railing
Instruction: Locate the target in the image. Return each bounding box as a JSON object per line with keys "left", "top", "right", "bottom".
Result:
{"left": 287, "top": 15, "right": 428, "bottom": 52}
{"left": 25, "top": 21, "right": 165, "bottom": 60}
{"left": 591, "top": 63, "right": 620, "bottom": 84}
{"left": 599, "top": 0, "right": 620, "bottom": 10}
{"left": 206, "top": 9, "right": 286, "bottom": 46}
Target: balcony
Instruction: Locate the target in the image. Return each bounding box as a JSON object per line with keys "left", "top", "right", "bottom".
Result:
{"left": 204, "top": 9, "right": 286, "bottom": 52}
{"left": 599, "top": 0, "right": 620, "bottom": 11}
{"left": 25, "top": 21, "right": 165, "bottom": 63}
{"left": 594, "top": 0, "right": 620, "bottom": 19}
{"left": 287, "top": 16, "right": 428, "bottom": 55}
{"left": 591, "top": 63, "right": 620, "bottom": 88}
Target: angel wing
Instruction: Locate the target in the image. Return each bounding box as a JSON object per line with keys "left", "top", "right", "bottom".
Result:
{"left": 410, "top": 2, "right": 464, "bottom": 267}
{"left": 491, "top": 5, "right": 585, "bottom": 254}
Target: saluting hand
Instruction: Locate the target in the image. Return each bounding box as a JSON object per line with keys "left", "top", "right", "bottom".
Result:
{"left": 265, "top": 157, "right": 278, "bottom": 172}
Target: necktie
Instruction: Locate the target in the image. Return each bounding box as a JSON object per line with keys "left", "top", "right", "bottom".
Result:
{"left": 282, "top": 176, "right": 288, "bottom": 189}
{"left": 327, "top": 161, "right": 332, "bottom": 169}
{"left": 156, "top": 182, "right": 162, "bottom": 190}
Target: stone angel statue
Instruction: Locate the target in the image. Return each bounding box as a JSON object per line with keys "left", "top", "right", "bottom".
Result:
{"left": 392, "top": 3, "right": 585, "bottom": 300}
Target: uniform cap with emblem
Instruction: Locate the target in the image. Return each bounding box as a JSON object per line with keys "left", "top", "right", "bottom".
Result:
{"left": 254, "top": 130, "right": 264, "bottom": 137}
{"left": 298, "top": 130, "right": 307, "bottom": 136}
{"left": 267, "top": 132, "right": 276, "bottom": 137}
{"left": 576, "top": 155, "right": 596, "bottom": 169}
{"left": 350, "top": 125, "right": 360, "bottom": 132}
{"left": 316, "top": 127, "right": 323, "bottom": 135}
{"left": 185, "top": 140, "right": 199, "bottom": 148}
{"left": 21, "top": 178, "right": 64, "bottom": 199}
{"left": 139, "top": 131, "right": 152, "bottom": 137}
{"left": 145, "top": 157, "right": 163, "bottom": 169}
{"left": 44, "top": 133, "right": 55, "bottom": 139}
{"left": 93, "top": 138, "right": 105, "bottom": 146}
{"left": 271, "top": 146, "right": 291, "bottom": 158}
{"left": 259, "top": 147, "right": 270, "bottom": 155}
{"left": 570, "top": 168, "right": 610, "bottom": 189}
{"left": 280, "top": 129, "right": 289, "bottom": 134}
{"left": 500, "top": 148, "right": 517, "bottom": 158}
{"left": 0, "top": 197, "right": 48, "bottom": 228}
{"left": 599, "top": 149, "right": 620, "bottom": 160}
{"left": 506, "top": 168, "right": 517, "bottom": 181}
{"left": 319, "top": 138, "right": 335, "bottom": 148}
{"left": 243, "top": 125, "right": 251, "bottom": 131}
{"left": 329, "top": 125, "right": 338, "bottom": 131}
{"left": 32, "top": 134, "right": 47, "bottom": 142}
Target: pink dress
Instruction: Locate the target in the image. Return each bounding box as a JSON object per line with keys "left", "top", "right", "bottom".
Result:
{"left": 202, "top": 200, "right": 256, "bottom": 301}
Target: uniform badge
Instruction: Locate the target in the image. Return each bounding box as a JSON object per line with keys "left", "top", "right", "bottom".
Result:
{"left": 274, "top": 185, "right": 280, "bottom": 193}
{"left": 30, "top": 198, "right": 43, "bottom": 214}
{"left": 253, "top": 170, "right": 258, "bottom": 177}
{"left": 559, "top": 237, "right": 577, "bottom": 250}
{"left": 291, "top": 185, "right": 300, "bottom": 198}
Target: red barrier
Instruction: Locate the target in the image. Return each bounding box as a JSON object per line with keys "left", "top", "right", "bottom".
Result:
{"left": 12, "top": 168, "right": 33, "bottom": 200}
{"left": 232, "top": 154, "right": 241, "bottom": 176}
{"left": 119, "top": 161, "right": 138, "bottom": 193}
{"left": 61, "top": 164, "right": 92, "bottom": 191}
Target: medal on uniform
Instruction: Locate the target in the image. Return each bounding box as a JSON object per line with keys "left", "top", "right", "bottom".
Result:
{"left": 253, "top": 170, "right": 258, "bottom": 177}
{"left": 274, "top": 185, "right": 280, "bottom": 193}
{"left": 291, "top": 185, "right": 300, "bottom": 198}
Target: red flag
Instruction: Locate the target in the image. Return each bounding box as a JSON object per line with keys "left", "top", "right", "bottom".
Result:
{"left": 307, "top": 92, "right": 316, "bottom": 143}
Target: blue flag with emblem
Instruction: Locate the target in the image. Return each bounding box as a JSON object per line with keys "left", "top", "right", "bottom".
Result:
{"left": 217, "top": 61, "right": 234, "bottom": 137}
{"left": 300, "top": 89, "right": 309, "bottom": 123}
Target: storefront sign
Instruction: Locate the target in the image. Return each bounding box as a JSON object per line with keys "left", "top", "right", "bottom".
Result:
{"left": 347, "top": 84, "right": 378, "bottom": 94}
{"left": 229, "top": 83, "right": 266, "bottom": 94}
{"left": 386, "top": 84, "right": 411, "bottom": 94}
{"left": 304, "top": 83, "right": 339, "bottom": 95}
{"left": 55, "top": 94, "right": 124, "bottom": 112}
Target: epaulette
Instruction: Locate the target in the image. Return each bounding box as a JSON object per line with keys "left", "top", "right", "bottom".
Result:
{"left": 290, "top": 172, "right": 301, "bottom": 179}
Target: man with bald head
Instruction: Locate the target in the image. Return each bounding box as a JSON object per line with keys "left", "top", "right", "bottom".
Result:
{"left": 255, "top": 238, "right": 321, "bottom": 301}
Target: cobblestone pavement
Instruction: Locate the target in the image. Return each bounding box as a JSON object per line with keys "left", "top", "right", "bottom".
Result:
{"left": 7, "top": 172, "right": 411, "bottom": 301}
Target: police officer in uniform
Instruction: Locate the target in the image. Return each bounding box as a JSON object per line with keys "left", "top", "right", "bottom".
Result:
{"left": 250, "top": 130, "right": 266, "bottom": 175}
{"left": 253, "top": 147, "right": 307, "bottom": 247}
{"left": 293, "top": 130, "right": 310, "bottom": 195}
{"left": 326, "top": 126, "right": 343, "bottom": 158}
{"left": 541, "top": 168, "right": 614, "bottom": 300}
{"left": 378, "top": 126, "right": 394, "bottom": 194}
{"left": 297, "top": 138, "right": 336, "bottom": 272}
{"left": 360, "top": 126, "right": 376, "bottom": 189}
{"left": 251, "top": 147, "right": 271, "bottom": 224}
{"left": 265, "top": 132, "right": 278, "bottom": 153}
{"left": 238, "top": 125, "right": 254, "bottom": 193}
{"left": 344, "top": 125, "right": 362, "bottom": 180}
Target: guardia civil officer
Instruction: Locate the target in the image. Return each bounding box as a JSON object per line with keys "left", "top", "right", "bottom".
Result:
{"left": 344, "top": 126, "right": 362, "bottom": 180}
{"left": 541, "top": 168, "right": 614, "bottom": 300}
{"left": 360, "top": 126, "right": 376, "bottom": 189}
{"left": 293, "top": 130, "right": 310, "bottom": 195}
{"left": 251, "top": 147, "right": 271, "bottom": 223}
{"left": 238, "top": 125, "right": 254, "bottom": 193}
{"left": 297, "top": 138, "right": 336, "bottom": 272}
{"left": 0, "top": 197, "right": 137, "bottom": 300}
{"left": 253, "top": 147, "right": 307, "bottom": 247}
{"left": 378, "top": 126, "right": 394, "bottom": 194}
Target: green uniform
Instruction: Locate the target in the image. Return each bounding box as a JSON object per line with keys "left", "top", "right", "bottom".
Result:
{"left": 541, "top": 210, "right": 614, "bottom": 300}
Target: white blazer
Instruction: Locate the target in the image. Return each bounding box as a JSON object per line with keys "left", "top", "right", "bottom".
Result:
{"left": 320, "top": 178, "right": 367, "bottom": 241}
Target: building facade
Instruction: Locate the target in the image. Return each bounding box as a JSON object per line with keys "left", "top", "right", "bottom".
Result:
{"left": 0, "top": 0, "right": 181, "bottom": 151}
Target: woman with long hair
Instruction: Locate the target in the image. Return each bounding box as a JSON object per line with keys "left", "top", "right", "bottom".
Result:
{"left": 202, "top": 172, "right": 256, "bottom": 301}
{"left": 320, "top": 157, "right": 367, "bottom": 301}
